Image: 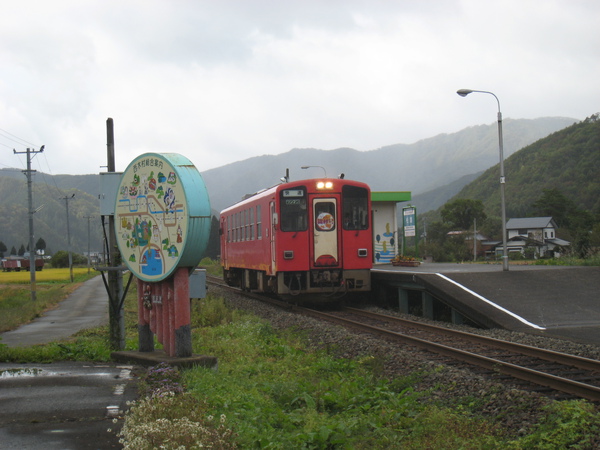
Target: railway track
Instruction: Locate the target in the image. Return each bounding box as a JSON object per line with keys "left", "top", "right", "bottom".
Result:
{"left": 207, "top": 276, "right": 600, "bottom": 402}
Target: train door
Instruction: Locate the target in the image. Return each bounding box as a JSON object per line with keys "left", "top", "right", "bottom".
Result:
{"left": 311, "top": 197, "right": 339, "bottom": 267}
{"left": 220, "top": 216, "right": 227, "bottom": 268}
{"left": 270, "top": 201, "right": 277, "bottom": 274}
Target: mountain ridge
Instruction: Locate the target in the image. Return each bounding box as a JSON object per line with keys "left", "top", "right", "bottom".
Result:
{"left": 0, "top": 116, "right": 578, "bottom": 253}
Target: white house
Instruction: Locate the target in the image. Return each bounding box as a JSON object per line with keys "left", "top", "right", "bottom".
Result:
{"left": 504, "top": 217, "right": 570, "bottom": 257}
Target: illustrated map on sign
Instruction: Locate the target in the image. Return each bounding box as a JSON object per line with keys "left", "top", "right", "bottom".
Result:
{"left": 115, "top": 156, "right": 189, "bottom": 281}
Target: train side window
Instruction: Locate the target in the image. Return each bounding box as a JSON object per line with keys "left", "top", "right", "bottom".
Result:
{"left": 247, "top": 208, "right": 251, "bottom": 240}
{"left": 342, "top": 185, "right": 369, "bottom": 230}
{"left": 249, "top": 207, "right": 254, "bottom": 240}
{"left": 280, "top": 186, "right": 307, "bottom": 232}
{"left": 256, "top": 205, "right": 262, "bottom": 239}
{"left": 227, "top": 215, "right": 231, "bottom": 242}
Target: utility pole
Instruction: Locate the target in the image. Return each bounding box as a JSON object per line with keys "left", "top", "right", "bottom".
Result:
{"left": 473, "top": 218, "right": 477, "bottom": 262}
{"left": 62, "top": 193, "right": 75, "bottom": 282}
{"left": 84, "top": 215, "right": 93, "bottom": 274}
{"left": 106, "top": 118, "right": 125, "bottom": 350}
{"left": 14, "top": 145, "right": 44, "bottom": 301}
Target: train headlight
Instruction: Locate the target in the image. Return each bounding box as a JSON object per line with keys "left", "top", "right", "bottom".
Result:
{"left": 358, "top": 248, "right": 368, "bottom": 257}
{"left": 316, "top": 181, "right": 333, "bottom": 189}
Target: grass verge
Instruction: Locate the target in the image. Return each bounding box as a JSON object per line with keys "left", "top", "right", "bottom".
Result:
{"left": 118, "top": 294, "right": 600, "bottom": 449}
{"left": 2, "top": 260, "right": 599, "bottom": 448}
{"left": 0, "top": 268, "right": 99, "bottom": 333}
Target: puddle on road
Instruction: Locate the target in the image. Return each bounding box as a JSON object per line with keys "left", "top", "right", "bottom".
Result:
{"left": 0, "top": 364, "right": 133, "bottom": 379}
{"left": 0, "top": 368, "right": 43, "bottom": 378}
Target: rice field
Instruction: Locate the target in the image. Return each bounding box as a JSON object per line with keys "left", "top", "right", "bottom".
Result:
{"left": 0, "top": 267, "right": 94, "bottom": 284}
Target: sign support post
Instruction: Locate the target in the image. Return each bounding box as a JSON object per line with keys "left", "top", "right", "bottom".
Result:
{"left": 402, "top": 206, "right": 418, "bottom": 257}
{"left": 113, "top": 152, "right": 211, "bottom": 359}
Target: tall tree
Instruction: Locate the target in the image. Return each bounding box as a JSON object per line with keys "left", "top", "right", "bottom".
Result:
{"left": 18, "top": 244, "right": 26, "bottom": 256}
{"left": 0, "top": 241, "right": 6, "bottom": 258}
{"left": 441, "top": 199, "right": 487, "bottom": 230}
{"left": 202, "top": 216, "right": 221, "bottom": 260}
{"left": 531, "top": 189, "right": 572, "bottom": 227}
{"left": 35, "top": 237, "right": 47, "bottom": 254}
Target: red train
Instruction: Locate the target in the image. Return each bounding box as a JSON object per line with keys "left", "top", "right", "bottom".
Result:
{"left": 220, "top": 178, "right": 372, "bottom": 300}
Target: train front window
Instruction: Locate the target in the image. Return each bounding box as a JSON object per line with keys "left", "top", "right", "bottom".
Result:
{"left": 342, "top": 185, "right": 369, "bottom": 230}
{"left": 280, "top": 186, "right": 307, "bottom": 232}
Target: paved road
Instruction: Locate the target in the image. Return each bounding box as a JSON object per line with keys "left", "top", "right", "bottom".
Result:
{"left": 1, "top": 275, "right": 109, "bottom": 347}
{"left": 1, "top": 275, "right": 138, "bottom": 449}
{"left": 0, "top": 362, "right": 137, "bottom": 449}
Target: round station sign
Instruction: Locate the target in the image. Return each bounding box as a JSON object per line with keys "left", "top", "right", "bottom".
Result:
{"left": 316, "top": 212, "right": 335, "bottom": 231}
{"left": 114, "top": 153, "right": 211, "bottom": 282}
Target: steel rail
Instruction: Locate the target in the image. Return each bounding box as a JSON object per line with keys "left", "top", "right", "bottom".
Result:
{"left": 343, "top": 307, "right": 600, "bottom": 372}
{"left": 299, "top": 308, "right": 600, "bottom": 402}
{"left": 206, "top": 277, "right": 600, "bottom": 401}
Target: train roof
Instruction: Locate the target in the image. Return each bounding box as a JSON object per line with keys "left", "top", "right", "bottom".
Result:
{"left": 220, "top": 178, "right": 370, "bottom": 214}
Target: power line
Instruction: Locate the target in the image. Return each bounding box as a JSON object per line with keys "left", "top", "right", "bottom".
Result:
{"left": 0, "top": 127, "right": 38, "bottom": 147}
{"left": 38, "top": 152, "right": 65, "bottom": 197}
{"left": 0, "top": 128, "right": 63, "bottom": 196}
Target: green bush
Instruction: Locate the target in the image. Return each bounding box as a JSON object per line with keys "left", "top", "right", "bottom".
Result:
{"left": 50, "top": 250, "right": 88, "bottom": 268}
{"left": 509, "top": 400, "right": 600, "bottom": 449}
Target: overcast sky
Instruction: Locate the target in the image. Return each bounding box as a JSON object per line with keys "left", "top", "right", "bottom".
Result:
{"left": 1, "top": 0, "right": 598, "bottom": 176}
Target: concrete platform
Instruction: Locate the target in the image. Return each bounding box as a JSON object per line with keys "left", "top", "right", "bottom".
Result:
{"left": 372, "top": 263, "right": 600, "bottom": 346}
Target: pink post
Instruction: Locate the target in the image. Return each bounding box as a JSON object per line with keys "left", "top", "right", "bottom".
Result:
{"left": 173, "top": 267, "right": 192, "bottom": 357}
{"left": 135, "top": 269, "right": 193, "bottom": 357}
{"left": 137, "top": 279, "right": 154, "bottom": 352}
{"left": 156, "top": 293, "right": 164, "bottom": 346}
{"left": 167, "top": 282, "right": 176, "bottom": 356}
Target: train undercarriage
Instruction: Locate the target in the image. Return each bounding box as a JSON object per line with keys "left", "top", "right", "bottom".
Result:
{"left": 224, "top": 267, "right": 370, "bottom": 302}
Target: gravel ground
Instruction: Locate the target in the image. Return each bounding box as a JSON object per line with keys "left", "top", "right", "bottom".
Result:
{"left": 213, "top": 285, "right": 600, "bottom": 439}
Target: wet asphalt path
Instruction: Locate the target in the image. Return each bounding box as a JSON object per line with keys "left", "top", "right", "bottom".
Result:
{"left": 0, "top": 362, "right": 137, "bottom": 449}
{"left": 1, "top": 275, "right": 138, "bottom": 449}
{"left": 1, "top": 275, "right": 109, "bottom": 347}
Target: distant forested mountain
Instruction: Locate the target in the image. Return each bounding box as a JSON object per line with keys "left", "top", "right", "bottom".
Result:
{"left": 0, "top": 175, "right": 101, "bottom": 257}
{"left": 0, "top": 116, "right": 580, "bottom": 254}
{"left": 201, "top": 117, "right": 576, "bottom": 213}
{"left": 450, "top": 114, "right": 600, "bottom": 218}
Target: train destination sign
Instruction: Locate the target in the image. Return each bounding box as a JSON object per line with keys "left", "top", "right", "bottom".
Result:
{"left": 114, "top": 153, "right": 211, "bottom": 282}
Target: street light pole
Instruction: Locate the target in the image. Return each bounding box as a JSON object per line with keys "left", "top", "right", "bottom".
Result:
{"left": 301, "top": 165, "right": 327, "bottom": 177}
{"left": 457, "top": 89, "right": 509, "bottom": 271}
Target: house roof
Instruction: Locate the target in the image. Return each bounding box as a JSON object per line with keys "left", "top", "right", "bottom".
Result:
{"left": 447, "top": 231, "right": 490, "bottom": 240}
{"left": 547, "top": 238, "right": 571, "bottom": 247}
{"left": 371, "top": 191, "right": 412, "bottom": 203}
{"left": 506, "top": 217, "right": 557, "bottom": 230}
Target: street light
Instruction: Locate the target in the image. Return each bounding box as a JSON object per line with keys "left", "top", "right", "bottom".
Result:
{"left": 301, "top": 165, "right": 327, "bottom": 177}
{"left": 457, "top": 88, "right": 509, "bottom": 271}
